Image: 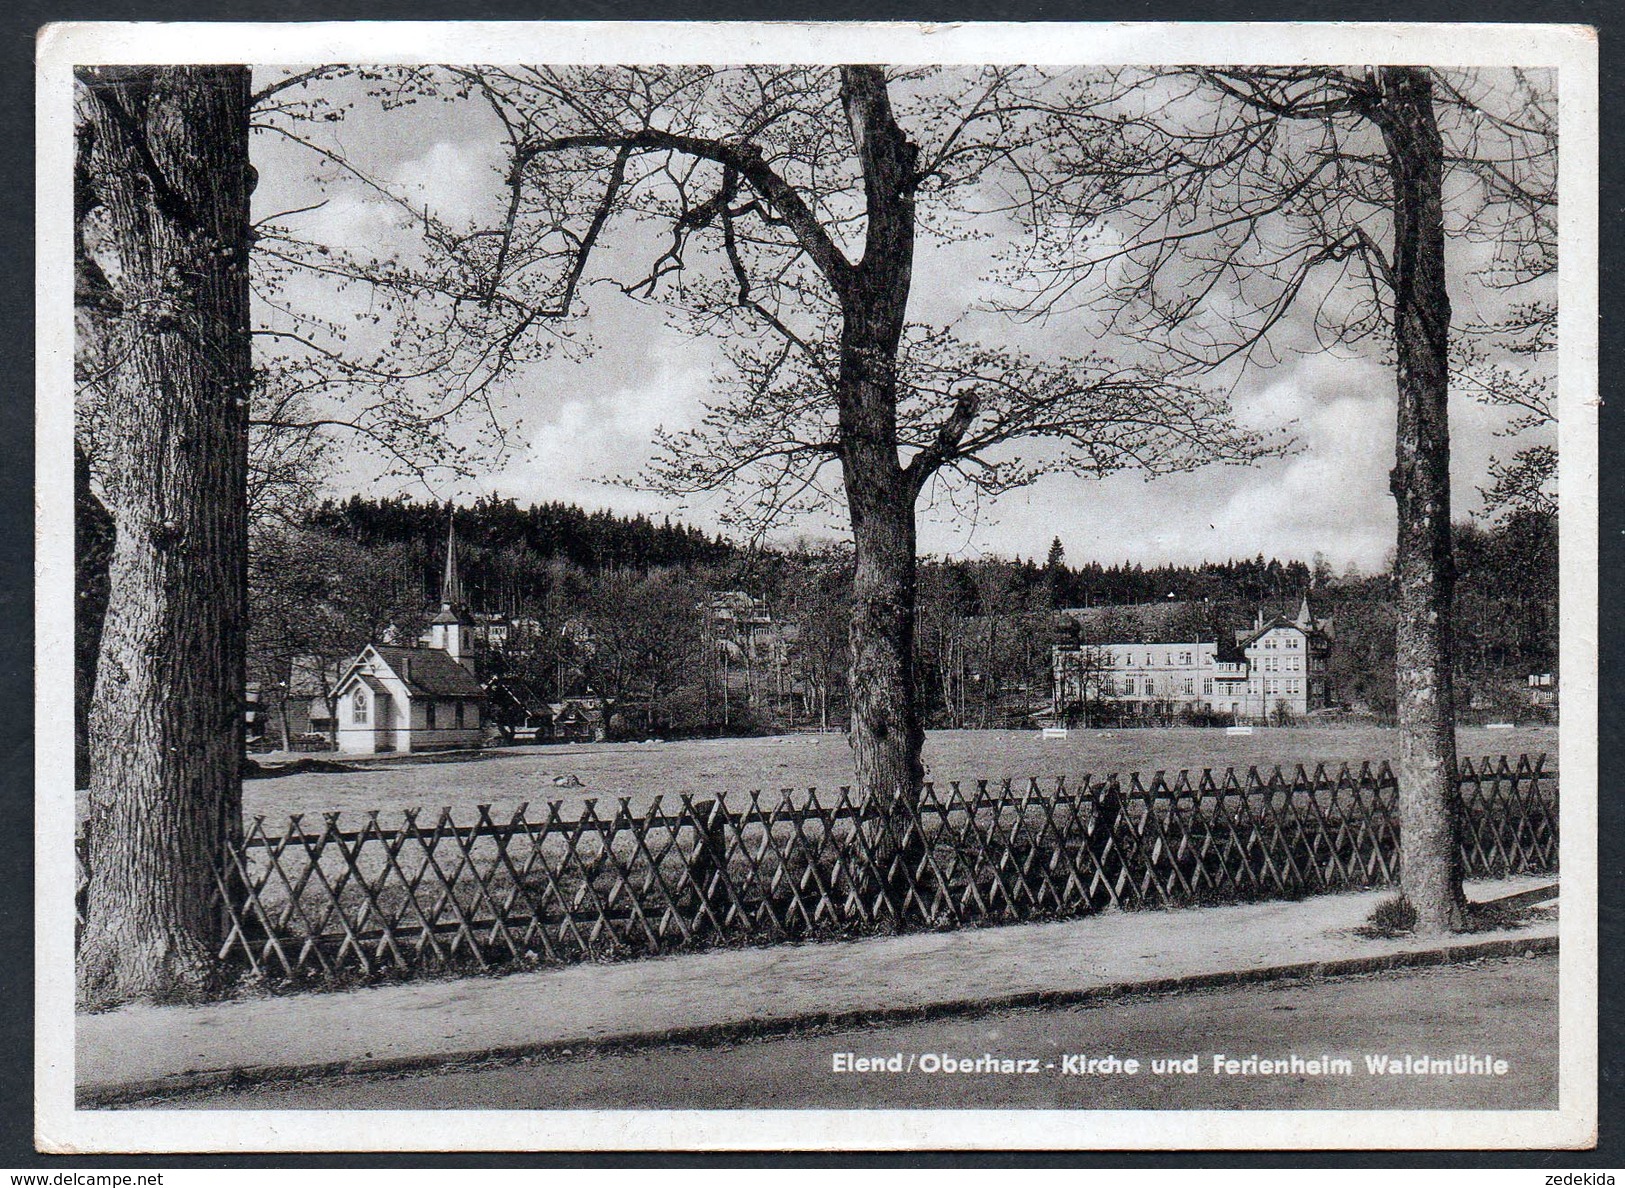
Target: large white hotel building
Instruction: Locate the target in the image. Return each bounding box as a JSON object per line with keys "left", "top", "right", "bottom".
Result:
{"left": 1051, "top": 597, "right": 1334, "bottom": 721}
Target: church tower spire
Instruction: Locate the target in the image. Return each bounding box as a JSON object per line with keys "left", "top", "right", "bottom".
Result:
{"left": 441, "top": 509, "right": 466, "bottom": 610}
{"left": 425, "top": 507, "right": 476, "bottom": 670}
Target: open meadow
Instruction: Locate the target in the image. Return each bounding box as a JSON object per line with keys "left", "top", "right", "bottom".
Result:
{"left": 232, "top": 724, "right": 1558, "bottom": 826}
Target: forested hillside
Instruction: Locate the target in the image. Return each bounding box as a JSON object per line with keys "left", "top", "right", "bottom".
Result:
{"left": 76, "top": 492, "right": 1559, "bottom": 753}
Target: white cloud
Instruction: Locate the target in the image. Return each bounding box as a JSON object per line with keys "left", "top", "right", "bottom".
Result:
{"left": 390, "top": 141, "right": 507, "bottom": 227}
{"left": 486, "top": 335, "right": 719, "bottom": 516}
{"left": 1204, "top": 355, "right": 1398, "bottom": 565}
{"left": 917, "top": 353, "right": 1403, "bottom": 571}
{"left": 1207, "top": 392, "right": 1395, "bottom": 566}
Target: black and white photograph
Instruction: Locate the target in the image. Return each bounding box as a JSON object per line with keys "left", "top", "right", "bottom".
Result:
{"left": 35, "top": 20, "right": 1598, "bottom": 1153}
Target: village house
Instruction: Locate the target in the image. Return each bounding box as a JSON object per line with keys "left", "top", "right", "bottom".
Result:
{"left": 284, "top": 656, "right": 341, "bottom": 741}
{"left": 1528, "top": 672, "right": 1558, "bottom": 709}
{"left": 485, "top": 674, "right": 554, "bottom": 741}
{"left": 704, "top": 591, "right": 803, "bottom": 724}
{"left": 331, "top": 517, "right": 489, "bottom": 754}
{"left": 1052, "top": 596, "right": 1334, "bottom": 723}
{"left": 246, "top": 657, "right": 343, "bottom": 750}
{"left": 549, "top": 695, "right": 613, "bottom": 743}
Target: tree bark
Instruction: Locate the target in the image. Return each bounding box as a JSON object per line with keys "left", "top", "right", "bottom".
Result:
{"left": 74, "top": 444, "right": 114, "bottom": 791}
{"left": 76, "top": 66, "right": 253, "bottom": 1005}
{"left": 1380, "top": 67, "right": 1467, "bottom": 934}
{"left": 834, "top": 68, "right": 928, "bottom": 913}
{"left": 846, "top": 460, "right": 925, "bottom": 903}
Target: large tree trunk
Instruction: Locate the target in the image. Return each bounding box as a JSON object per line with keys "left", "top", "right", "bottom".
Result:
{"left": 74, "top": 444, "right": 114, "bottom": 791}
{"left": 1380, "top": 67, "right": 1467, "bottom": 934}
{"left": 845, "top": 462, "right": 926, "bottom": 901}
{"left": 76, "top": 66, "right": 253, "bottom": 1006}
{"left": 835, "top": 67, "right": 928, "bottom": 915}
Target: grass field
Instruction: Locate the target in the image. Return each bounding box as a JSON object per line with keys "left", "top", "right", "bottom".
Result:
{"left": 233, "top": 724, "right": 1558, "bottom": 826}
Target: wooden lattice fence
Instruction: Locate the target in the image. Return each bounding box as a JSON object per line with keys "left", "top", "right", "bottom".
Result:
{"left": 75, "top": 753, "right": 1555, "bottom": 983}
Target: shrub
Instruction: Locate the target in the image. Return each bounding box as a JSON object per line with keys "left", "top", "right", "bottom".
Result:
{"left": 1363, "top": 894, "right": 1417, "bottom": 936}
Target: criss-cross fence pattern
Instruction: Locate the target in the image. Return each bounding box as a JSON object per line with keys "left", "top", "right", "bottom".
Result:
{"left": 74, "top": 754, "right": 1555, "bottom": 982}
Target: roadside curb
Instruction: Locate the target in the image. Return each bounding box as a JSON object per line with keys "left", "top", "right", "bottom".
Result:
{"left": 79, "top": 931, "right": 1558, "bottom": 1107}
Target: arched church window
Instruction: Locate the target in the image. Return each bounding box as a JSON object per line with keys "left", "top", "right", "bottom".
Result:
{"left": 352, "top": 688, "right": 368, "bottom": 725}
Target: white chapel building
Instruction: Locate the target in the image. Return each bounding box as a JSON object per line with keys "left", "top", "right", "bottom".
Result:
{"left": 332, "top": 516, "right": 488, "bottom": 754}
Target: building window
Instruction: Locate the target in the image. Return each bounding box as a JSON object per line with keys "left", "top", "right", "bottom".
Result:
{"left": 1183, "top": 678, "right": 1195, "bottom": 695}
{"left": 1203, "top": 678, "right": 1213, "bottom": 695}
{"left": 1180, "top": 651, "right": 1192, "bottom": 665}
{"left": 351, "top": 689, "right": 368, "bottom": 725}
{"left": 427, "top": 701, "right": 437, "bottom": 729}
{"left": 456, "top": 700, "right": 466, "bottom": 728}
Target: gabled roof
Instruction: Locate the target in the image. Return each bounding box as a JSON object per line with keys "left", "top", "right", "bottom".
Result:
{"left": 551, "top": 696, "right": 611, "bottom": 721}
{"left": 1235, "top": 613, "right": 1333, "bottom": 650}
{"left": 487, "top": 675, "right": 551, "bottom": 716}
{"left": 374, "top": 645, "right": 487, "bottom": 697}
{"left": 1235, "top": 617, "right": 1306, "bottom": 649}
{"left": 356, "top": 673, "right": 392, "bottom": 700}
{"left": 337, "top": 644, "right": 487, "bottom": 700}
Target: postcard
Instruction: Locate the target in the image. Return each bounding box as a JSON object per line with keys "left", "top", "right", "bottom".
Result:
{"left": 35, "top": 19, "right": 1598, "bottom": 1152}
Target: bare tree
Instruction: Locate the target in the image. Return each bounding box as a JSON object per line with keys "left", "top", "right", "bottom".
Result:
{"left": 1456, "top": 300, "right": 1557, "bottom": 521}
{"left": 247, "top": 527, "right": 429, "bottom": 747}
{"left": 574, "top": 568, "right": 707, "bottom": 734}
{"left": 344, "top": 65, "right": 1276, "bottom": 883}
{"left": 784, "top": 546, "right": 853, "bottom": 732}
{"left": 1053, "top": 643, "right": 1116, "bottom": 727}
{"left": 917, "top": 561, "right": 976, "bottom": 729}
{"left": 79, "top": 67, "right": 566, "bottom": 511}
{"left": 1016, "top": 66, "right": 1556, "bottom": 932}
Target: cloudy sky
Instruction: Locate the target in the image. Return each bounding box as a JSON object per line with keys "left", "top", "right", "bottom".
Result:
{"left": 248, "top": 66, "right": 1555, "bottom": 573}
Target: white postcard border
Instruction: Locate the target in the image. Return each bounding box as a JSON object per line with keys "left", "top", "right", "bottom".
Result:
{"left": 35, "top": 19, "right": 1600, "bottom": 1153}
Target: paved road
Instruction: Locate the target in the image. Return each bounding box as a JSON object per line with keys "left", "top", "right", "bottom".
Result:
{"left": 158, "top": 954, "right": 1555, "bottom": 1111}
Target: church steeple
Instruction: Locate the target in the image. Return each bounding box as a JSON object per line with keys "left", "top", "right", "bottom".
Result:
{"left": 441, "top": 509, "right": 466, "bottom": 610}
{"left": 425, "top": 508, "right": 476, "bottom": 670}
